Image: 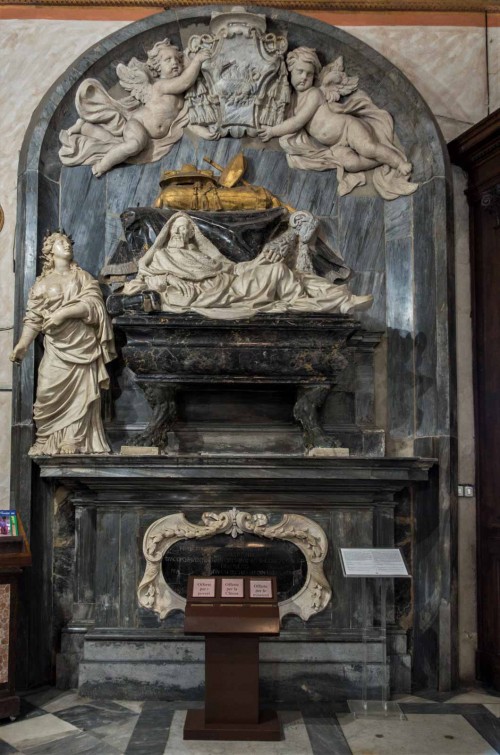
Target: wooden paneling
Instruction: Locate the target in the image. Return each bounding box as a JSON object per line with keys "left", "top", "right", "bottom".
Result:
{"left": 449, "top": 109, "right": 500, "bottom": 690}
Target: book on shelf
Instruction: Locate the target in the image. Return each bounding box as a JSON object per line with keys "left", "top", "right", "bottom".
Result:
{"left": 0, "top": 510, "right": 19, "bottom": 537}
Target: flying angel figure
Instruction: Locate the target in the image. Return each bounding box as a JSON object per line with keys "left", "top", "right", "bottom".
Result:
{"left": 258, "top": 47, "right": 418, "bottom": 200}
{"left": 59, "top": 39, "right": 210, "bottom": 176}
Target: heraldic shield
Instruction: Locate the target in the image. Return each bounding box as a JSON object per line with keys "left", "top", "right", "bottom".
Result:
{"left": 186, "top": 8, "right": 290, "bottom": 139}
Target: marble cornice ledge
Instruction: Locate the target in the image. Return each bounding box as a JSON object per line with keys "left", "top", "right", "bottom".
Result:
{"left": 34, "top": 455, "right": 435, "bottom": 497}
{"left": 2, "top": 0, "right": 499, "bottom": 9}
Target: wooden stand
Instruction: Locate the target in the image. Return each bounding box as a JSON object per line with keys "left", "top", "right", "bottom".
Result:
{"left": 183, "top": 576, "right": 281, "bottom": 741}
{"left": 0, "top": 517, "right": 32, "bottom": 721}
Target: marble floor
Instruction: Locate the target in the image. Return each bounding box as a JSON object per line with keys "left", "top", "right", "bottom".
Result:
{"left": 0, "top": 688, "right": 499, "bottom": 754}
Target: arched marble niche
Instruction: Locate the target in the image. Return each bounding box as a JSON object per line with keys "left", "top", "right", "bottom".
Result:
{"left": 13, "top": 4, "right": 453, "bottom": 459}
{"left": 12, "top": 5, "right": 455, "bottom": 691}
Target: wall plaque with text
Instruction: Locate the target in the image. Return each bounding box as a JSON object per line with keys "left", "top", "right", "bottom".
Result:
{"left": 186, "top": 575, "right": 277, "bottom": 603}
{"left": 339, "top": 548, "right": 410, "bottom": 578}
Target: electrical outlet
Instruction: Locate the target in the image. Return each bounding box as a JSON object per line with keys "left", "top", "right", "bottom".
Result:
{"left": 464, "top": 485, "right": 475, "bottom": 497}
{"left": 457, "top": 485, "right": 464, "bottom": 497}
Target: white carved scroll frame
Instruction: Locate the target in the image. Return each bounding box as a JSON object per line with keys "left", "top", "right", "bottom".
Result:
{"left": 137, "top": 507, "right": 331, "bottom": 622}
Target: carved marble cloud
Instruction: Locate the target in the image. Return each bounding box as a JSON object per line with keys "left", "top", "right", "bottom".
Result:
{"left": 122, "top": 211, "right": 373, "bottom": 319}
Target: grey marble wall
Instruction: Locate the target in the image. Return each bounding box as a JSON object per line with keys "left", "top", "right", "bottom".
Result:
{"left": 11, "top": 6, "right": 456, "bottom": 693}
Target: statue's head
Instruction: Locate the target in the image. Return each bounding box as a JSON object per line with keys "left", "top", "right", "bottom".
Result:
{"left": 147, "top": 39, "right": 184, "bottom": 79}
{"left": 289, "top": 211, "right": 319, "bottom": 243}
{"left": 286, "top": 47, "right": 321, "bottom": 91}
{"left": 170, "top": 215, "right": 195, "bottom": 245}
{"left": 41, "top": 231, "right": 76, "bottom": 275}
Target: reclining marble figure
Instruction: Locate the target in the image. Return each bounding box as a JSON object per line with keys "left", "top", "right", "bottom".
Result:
{"left": 122, "top": 211, "right": 373, "bottom": 319}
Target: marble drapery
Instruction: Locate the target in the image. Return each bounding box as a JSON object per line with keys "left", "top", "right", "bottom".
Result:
{"left": 25, "top": 268, "right": 116, "bottom": 455}
{"left": 123, "top": 212, "right": 373, "bottom": 319}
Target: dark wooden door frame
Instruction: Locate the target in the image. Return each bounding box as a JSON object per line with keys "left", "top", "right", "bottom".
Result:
{"left": 449, "top": 109, "right": 500, "bottom": 690}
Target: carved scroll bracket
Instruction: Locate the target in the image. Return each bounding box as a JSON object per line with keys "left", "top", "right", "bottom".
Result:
{"left": 137, "top": 506, "right": 331, "bottom": 622}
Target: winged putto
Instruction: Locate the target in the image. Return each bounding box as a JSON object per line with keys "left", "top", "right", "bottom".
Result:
{"left": 59, "top": 39, "right": 209, "bottom": 176}
{"left": 258, "top": 48, "right": 418, "bottom": 199}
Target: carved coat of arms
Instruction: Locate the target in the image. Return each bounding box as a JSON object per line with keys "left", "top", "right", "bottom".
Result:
{"left": 186, "top": 8, "right": 290, "bottom": 138}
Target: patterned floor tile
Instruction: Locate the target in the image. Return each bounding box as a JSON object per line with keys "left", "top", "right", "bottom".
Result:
{"left": 0, "top": 739, "right": 20, "bottom": 754}
{"left": 0, "top": 715, "right": 77, "bottom": 751}
{"left": 96, "top": 714, "right": 140, "bottom": 751}
{"left": 23, "top": 730, "right": 123, "bottom": 755}
{"left": 449, "top": 692, "right": 500, "bottom": 705}
{"left": 484, "top": 705, "right": 500, "bottom": 718}
{"left": 338, "top": 712, "right": 497, "bottom": 755}
{"left": 55, "top": 703, "right": 136, "bottom": 733}
{"left": 38, "top": 691, "right": 93, "bottom": 714}
{"left": 164, "top": 710, "right": 314, "bottom": 754}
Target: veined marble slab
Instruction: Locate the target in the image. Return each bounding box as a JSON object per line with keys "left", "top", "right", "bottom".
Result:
{"left": 488, "top": 25, "right": 500, "bottom": 112}
{"left": 338, "top": 712, "right": 497, "bottom": 755}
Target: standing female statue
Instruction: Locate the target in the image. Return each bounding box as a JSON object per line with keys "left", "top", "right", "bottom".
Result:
{"left": 9, "top": 232, "right": 116, "bottom": 455}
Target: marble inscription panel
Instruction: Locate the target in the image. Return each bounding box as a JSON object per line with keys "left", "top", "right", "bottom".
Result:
{"left": 162, "top": 532, "right": 307, "bottom": 602}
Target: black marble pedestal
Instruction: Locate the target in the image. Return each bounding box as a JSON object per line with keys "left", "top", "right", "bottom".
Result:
{"left": 110, "top": 310, "right": 382, "bottom": 453}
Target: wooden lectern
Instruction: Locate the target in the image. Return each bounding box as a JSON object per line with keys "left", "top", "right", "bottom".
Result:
{"left": 184, "top": 575, "right": 281, "bottom": 741}
{"left": 0, "top": 516, "right": 32, "bottom": 720}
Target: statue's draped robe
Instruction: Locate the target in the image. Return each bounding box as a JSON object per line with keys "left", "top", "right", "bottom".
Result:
{"left": 25, "top": 268, "right": 116, "bottom": 454}
{"left": 125, "top": 216, "right": 361, "bottom": 320}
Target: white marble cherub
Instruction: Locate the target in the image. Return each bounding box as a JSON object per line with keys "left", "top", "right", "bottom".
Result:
{"left": 59, "top": 39, "right": 210, "bottom": 176}
{"left": 259, "top": 47, "right": 418, "bottom": 199}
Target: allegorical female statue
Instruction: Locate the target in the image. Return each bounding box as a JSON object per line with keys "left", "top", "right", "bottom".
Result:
{"left": 9, "top": 232, "right": 116, "bottom": 455}
{"left": 123, "top": 211, "right": 373, "bottom": 319}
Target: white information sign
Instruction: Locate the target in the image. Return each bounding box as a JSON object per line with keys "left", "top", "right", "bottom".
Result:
{"left": 340, "top": 548, "right": 409, "bottom": 578}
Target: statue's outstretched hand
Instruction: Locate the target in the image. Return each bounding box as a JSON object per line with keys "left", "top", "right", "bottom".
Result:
{"left": 194, "top": 49, "right": 211, "bottom": 64}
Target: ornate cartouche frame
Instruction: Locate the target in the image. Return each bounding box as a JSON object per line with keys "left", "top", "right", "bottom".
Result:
{"left": 138, "top": 507, "right": 331, "bottom": 621}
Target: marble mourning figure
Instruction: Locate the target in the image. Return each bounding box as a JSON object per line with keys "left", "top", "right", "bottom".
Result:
{"left": 259, "top": 49, "right": 418, "bottom": 200}
{"left": 123, "top": 211, "right": 373, "bottom": 319}
{"left": 9, "top": 233, "right": 116, "bottom": 455}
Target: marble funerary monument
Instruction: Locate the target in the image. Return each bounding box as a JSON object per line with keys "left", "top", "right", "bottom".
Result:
{"left": 11, "top": 6, "right": 454, "bottom": 700}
